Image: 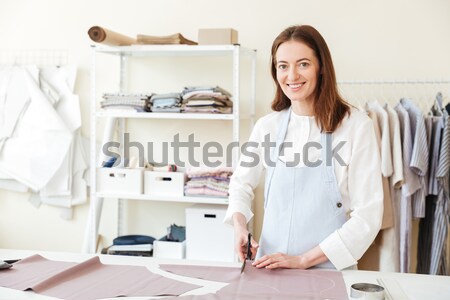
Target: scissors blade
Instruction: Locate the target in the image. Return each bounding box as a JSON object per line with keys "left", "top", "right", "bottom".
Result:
{"left": 240, "top": 233, "right": 252, "bottom": 275}
{"left": 240, "top": 259, "right": 246, "bottom": 274}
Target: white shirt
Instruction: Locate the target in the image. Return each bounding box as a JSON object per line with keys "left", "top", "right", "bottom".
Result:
{"left": 224, "top": 108, "right": 384, "bottom": 270}
{"left": 0, "top": 66, "right": 72, "bottom": 191}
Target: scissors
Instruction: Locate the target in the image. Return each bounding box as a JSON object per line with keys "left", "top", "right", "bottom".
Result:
{"left": 0, "top": 259, "right": 20, "bottom": 270}
{"left": 240, "top": 232, "right": 252, "bottom": 274}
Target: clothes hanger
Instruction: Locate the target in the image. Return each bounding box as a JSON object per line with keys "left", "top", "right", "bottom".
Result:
{"left": 360, "top": 84, "right": 368, "bottom": 111}
{"left": 399, "top": 80, "right": 409, "bottom": 105}
{"left": 379, "top": 82, "right": 385, "bottom": 105}
{"left": 368, "top": 83, "right": 377, "bottom": 104}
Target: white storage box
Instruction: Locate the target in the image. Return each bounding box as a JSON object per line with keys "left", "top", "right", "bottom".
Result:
{"left": 186, "top": 204, "right": 234, "bottom": 262}
{"left": 153, "top": 237, "right": 186, "bottom": 259}
{"left": 97, "top": 168, "right": 143, "bottom": 195}
{"left": 144, "top": 171, "right": 186, "bottom": 197}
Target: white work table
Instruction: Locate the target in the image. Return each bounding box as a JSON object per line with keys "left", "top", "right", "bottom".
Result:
{"left": 0, "top": 249, "right": 449, "bottom": 300}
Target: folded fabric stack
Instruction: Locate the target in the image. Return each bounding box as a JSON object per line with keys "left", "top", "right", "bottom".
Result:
{"left": 184, "top": 166, "right": 233, "bottom": 198}
{"left": 101, "top": 93, "right": 152, "bottom": 112}
{"left": 181, "top": 86, "right": 233, "bottom": 114}
{"left": 150, "top": 93, "right": 182, "bottom": 113}
{"left": 104, "top": 235, "right": 155, "bottom": 257}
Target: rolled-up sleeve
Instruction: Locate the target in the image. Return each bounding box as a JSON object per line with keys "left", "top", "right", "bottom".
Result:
{"left": 319, "top": 116, "right": 384, "bottom": 270}
{"left": 223, "top": 120, "right": 264, "bottom": 226}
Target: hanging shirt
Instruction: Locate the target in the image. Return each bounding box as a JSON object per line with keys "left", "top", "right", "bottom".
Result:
{"left": 417, "top": 114, "right": 443, "bottom": 274}
{"left": 428, "top": 116, "right": 444, "bottom": 196}
{"left": 430, "top": 112, "right": 450, "bottom": 275}
{"left": 366, "top": 103, "right": 394, "bottom": 229}
{"left": 400, "top": 98, "right": 429, "bottom": 219}
{"left": 0, "top": 66, "right": 72, "bottom": 191}
{"left": 384, "top": 104, "right": 404, "bottom": 189}
{"left": 224, "top": 108, "right": 383, "bottom": 270}
{"left": 367, "top": 102, "right": 393, "bottom": 178}
{"left": 383, "top": 103, "right": 404, "bottom": 272}
{"left": 394, "top": 103, "right": 420, "bottom": 273}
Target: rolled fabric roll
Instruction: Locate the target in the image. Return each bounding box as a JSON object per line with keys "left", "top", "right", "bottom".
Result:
{"left": 88, "top": 26, "right": 136, "bottom": 46}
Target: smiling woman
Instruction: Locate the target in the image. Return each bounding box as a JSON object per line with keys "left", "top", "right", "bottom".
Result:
{"left": 270, "top": 25, "right": 350, "bottom": 132}
{"left": 224, "top": 24, "right": 384, "bottom": 271}
{"left": 274, "top": 41, "right": 320, "bottom": 115}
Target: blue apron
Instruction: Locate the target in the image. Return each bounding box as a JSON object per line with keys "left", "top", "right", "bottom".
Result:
{"left": 258, "top": 108, "right": 347, "bottom": 269}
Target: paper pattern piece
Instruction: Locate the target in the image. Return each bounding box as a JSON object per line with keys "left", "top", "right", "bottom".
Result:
{"left": 161, "top": 264, "right": 241, "bottom": 283}
{"left": 161, "top": 263, "right": 349, "bottom": 300}
{"left": 88, "top": 26, "right": 136, "bottom": 46}
{"left": 0, "top": 255, "right": 200, "bottom": 300}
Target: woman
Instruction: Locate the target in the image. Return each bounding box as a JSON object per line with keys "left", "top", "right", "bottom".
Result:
{"left": 224, "top": 25, "right": 383, "bottom": 270}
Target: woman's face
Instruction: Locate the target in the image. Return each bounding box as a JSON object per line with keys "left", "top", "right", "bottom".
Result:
{"left": 275, "top": 40, "right": 320, "bottom": 105}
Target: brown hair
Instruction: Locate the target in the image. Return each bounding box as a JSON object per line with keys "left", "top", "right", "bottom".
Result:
{"left": 270, "top": 25, "right": 351, "bottom": 132}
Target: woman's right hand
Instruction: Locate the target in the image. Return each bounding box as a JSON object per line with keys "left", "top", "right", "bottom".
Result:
{"left": 232, "top": 213, "right": 259, "bottom": 261}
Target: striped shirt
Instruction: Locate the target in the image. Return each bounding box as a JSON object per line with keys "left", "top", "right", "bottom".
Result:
{"left": 417, "top": 113, "right": 444, "bottom": 274}
{"left": 400, "top": 98, "right": 429, "bottom": 219}
{"left": 394, "top": 103, "right": 420, "bottom": 273}
{"left": 428, "top": 116, "right": 444, "bottom": 195}
{"left": 430, "top": 111, "right": 450, "bottom": 275}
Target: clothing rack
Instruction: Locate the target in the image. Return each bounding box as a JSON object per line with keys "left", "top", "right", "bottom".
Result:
{"left": 337, "top": 79, "right": 450, "bottom": 113}
{"left": 338, "top": 79, "right": 450, "bottom": 84}
{"left": 339, "top": 78, "right": 450, "bottom": 275}
{"left": 0, "top": 49, "right": 68, "bottom": 66}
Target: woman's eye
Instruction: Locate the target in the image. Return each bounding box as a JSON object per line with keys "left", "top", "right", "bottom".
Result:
{"left": 278, "top": 64, "right": 287, "bottom": 70}
{"left": 299, "top": 62, "right": 309, "bottom": 68}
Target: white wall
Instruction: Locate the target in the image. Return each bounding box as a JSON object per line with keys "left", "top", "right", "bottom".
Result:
{"left": 0, "top": 0, "right": 449, "bottom": 263}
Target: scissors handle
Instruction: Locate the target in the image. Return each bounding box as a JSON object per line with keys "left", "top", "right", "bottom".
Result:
{"left": 246, "top": 233, "right": 252, "bottom": 260}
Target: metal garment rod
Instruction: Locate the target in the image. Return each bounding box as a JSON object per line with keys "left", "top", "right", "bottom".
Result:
{"left": 338, "top": 79, "right": 450, "bottom": 84}
{"left": 336, "top": 79, "right": 450, "bottom": 113}
{"left": 0, "top": 49, "right": 68, "bottom": 66}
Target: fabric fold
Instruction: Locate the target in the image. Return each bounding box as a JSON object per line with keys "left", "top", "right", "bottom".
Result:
{"left": 0, "top": 254, "right": 200, "bottom": 300}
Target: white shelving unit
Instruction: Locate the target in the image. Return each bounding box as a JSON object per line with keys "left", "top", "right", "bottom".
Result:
{"left": 85, "top": 44, "right": 257, "bottom": 253}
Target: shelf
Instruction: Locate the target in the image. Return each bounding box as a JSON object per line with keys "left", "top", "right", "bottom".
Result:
{"left": 96, "top": 193, "right": 229, "bottom": 205}
{"left": 92, "top": 44, "right": 256, "bottom": 57}
{"left": 86, "top": 41, "right": 256, "bottom": 254}
{"left": 95, "top": 110, "right": 235, "bottom": 120}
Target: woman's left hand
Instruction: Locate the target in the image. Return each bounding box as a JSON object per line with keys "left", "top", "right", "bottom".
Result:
{"left": 252, "top": 252, "right": 308, "bottom": 269}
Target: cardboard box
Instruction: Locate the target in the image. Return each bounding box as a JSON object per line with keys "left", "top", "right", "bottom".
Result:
{"left": 186, "top": 204, "right": 235, "bottom": 262}
{"left": 153, "top": 237, "right": 186, "bottom": 259}
{"left": 198, "top": 28, "right": 238, "bottom": 45}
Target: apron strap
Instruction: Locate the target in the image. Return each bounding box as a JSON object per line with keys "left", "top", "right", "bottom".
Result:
{"left": 264, "top": 108, "right": 291, "bottom": 202}
{"left": 321, "top": 132, "right": 335, "bottom": 182}
{"left": 264, "top": 112, "right": 336, "bottom": 201}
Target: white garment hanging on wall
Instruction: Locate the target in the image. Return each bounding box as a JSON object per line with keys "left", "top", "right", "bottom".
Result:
{"left": 0, "top": 66, "right": 72, "bottom": 191}
{"left": 29, "top": 65, "right": 89, "bottom": 219}
{"left": 0, "top": 175, "right": 28, "bottom": 192}
{"left": 38, "top": 66, "right": 81, "bottom": 197}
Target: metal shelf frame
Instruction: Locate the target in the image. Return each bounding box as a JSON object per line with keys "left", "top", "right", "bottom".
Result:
{"left": 85, "top": 44, "right": 256, "bottom": 253}
{"left": 95, "top": 111, "right": 236, "bottom": 120}
{"left": 96, "top": 193, "right": 229, "bottom": 205}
